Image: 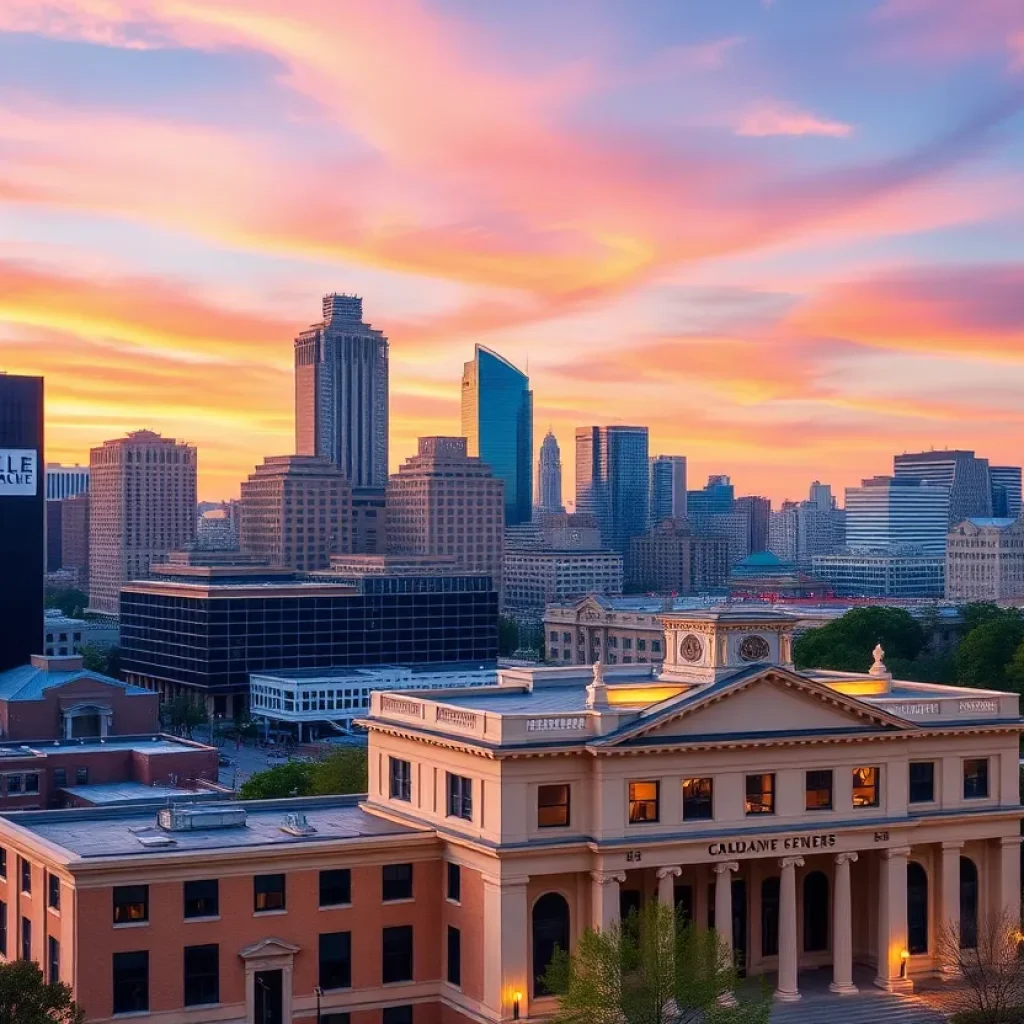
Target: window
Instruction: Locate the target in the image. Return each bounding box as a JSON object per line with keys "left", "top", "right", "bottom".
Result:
{"left": 383, "top": 1007, "right": 412, "bottom": 1024}
{"left": 320, "top": 869, "right": 351, "bottom": 908}
{"left": 21, "top": 917, "right": 30, "bottom": 961}
{"left": 184, "top": 879, "right": 219, "bottom": 919}
{"left": 48, "top": 936, "right": 59, "bottom": 983}
{"left": 909, "top": 762, "right": 935, "bottom": 804}
{"left": 745, "top": 774, "right": 775, "bottom": 815}
{"left": 113, "top": 951, "right": 149, "bottom": 1015}
{"left": 907, "top": 861, "right": 929, "bottom": 954}
{"left": 52, "top": 768, "right": 66, "bottom": 788}
{"left": 382, "top": 925, "right": 414, "bottom": 983}
{"left": 681, "top": 778, "right": 714, "bottom": 820}
{"left": 960, "top": 857, "right": 979, "bottom": 950}
{"left": 447, "top": 863, "right": 461, "bottom": 903}
{"left": 0, "top": 901, "right": 6, "bottom": 957}
{"left": 446, "top": 774, "right": 472, "bottom": 820}
{"left": 805, "top": 770, "right": 833, "bottom": 811}
{"left": 254, "top": 874, "right": 286, "bottom": 913}
{"left": 532, "top": 892, "right": 570, "bottom": 996}
{"left": 184, "top": 944, "right": 219, "bottom": 1006}
{"left": 24, "top": 774, "right": 38, "bottom": 795}
{"left": 19, "top": 859, "right": 30, "bottom": 894}
{"left": 7, "top": 775, "right": 22, "bottom": 795}
{"left": 447, "top": 925, "right": 461, "bottom": 986}
{"left": 113, "top": 885, "right": 148, "bottom": 924}
{"left": 0, "top": 848, "right": 5, "bottom": 879}
{"left": 319, "top": 932, "right": 352, "bottom": 990}
{"left": 382, "top": 864, "right": 413, "bottom": 902}
{"left": 48, "top": 873, "right": 60, "bottom": 911}
{"left": 628, "top": 781, "right": 659, "bottom": 823}
{"left": 75, "top": 767, "right": 88, "bottom": 785}
{"left": 322, "top": 1015, "right": 351, "bottom": 1024}
{"left": 537, "top": 784, "right": 570, "bottom": 828}
{"left": 852, "top": 766, "right": 880, "bottom": 807}
{"left": 964, "top": 759, "right": 989, "bottom": 799}
{"left": 389, "top": 758, "right": 412, "bottom": 802}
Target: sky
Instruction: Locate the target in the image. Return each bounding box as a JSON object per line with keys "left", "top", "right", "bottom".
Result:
{"left": 1, "top": 0, "right": 1023, "bottom": 505}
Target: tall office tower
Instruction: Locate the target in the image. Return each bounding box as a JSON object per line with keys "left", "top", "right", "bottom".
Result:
{"left": 628, "top": 519, "right": 730, "bottom": 593}
{"left": 575, "top": 426, "right": 650, "bottom": 555}
{"left": 61, "top": 493, "right": 90, "bottom": 586}
{"left": 240, "top": 455, "right": 352, "bottom": 571}
{"left": 536, "top": 430, "right": 564, "bottom": 513}
{"left": 687, "top": 474, "right": 735, "bottom": 516}
{"left": 461, "top": 345, "right": 533, "bottom": 525}
{"left": 45, "top": 463, "right": 89, "bottom": 501}
{"left": 351, "top": 486, "right": 387, "bottom": 554}
{"left": 735, "top": 495, "right": 771, "bottom": 552}
{"left": 845, "top": 476, "right": 950, "bottom": 555}
{"left": 808, "top": 481, "right": 833, "bottom": 511}
{"left": 0, "top": 373, "right": 44, "bottom": 670}
{"left": 88, "top": 430, "right": 197, "bottom": 616}
{"left": 387, "top": 437, "right": 505, "bottom": 590}
{"left": 769, "top": 483, "right": 845, "bottom": 568}
{"left": 990, "top": 466, "right": 1023, "bottom": 520}
{"left": 295, "top": 293, "right": 389, "bottom": 488}
{"left": 46, "top": 500, "right": 63, "bottom": 571}
{"left": 649, "top": 455, "right": 687, "bottom": 523}
{"left": 894, "top": 450, "right": 992, "bottom": 525}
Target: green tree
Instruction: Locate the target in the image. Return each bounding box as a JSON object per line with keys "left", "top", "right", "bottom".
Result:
{"left": 43, "top": 587, "right": 88, "bottom": 619}
{"left": 543, "top": 900, "right": 770, "bottom": 1024}
{"left": 1007, "top": 639, "right": 1024, "bottom": 693}
{"left": 0, "top": 959, "right": 84, "bottom": 1024}
{"left": 80, "top": 643, "right": 121, "bottom": 678}
{"left": 793, "top": 607, "right": 925, "bottom": 673}
{"left": 238, "top": 760, "right": 314, "bottom": 800}
{"left": 498, "top": 615, "right": 520, "bottom": 657}
{"left": 160, "top": 695, "right": 208, "bottom": 738}
{"left": 955, "top": 618, "right": 1024, "bottom": 690}
{"left": 959, "top": 603, "right": 1022, "bottom": 634}
{"left": 309, "top": 747, "right": 368, "bottom": 795}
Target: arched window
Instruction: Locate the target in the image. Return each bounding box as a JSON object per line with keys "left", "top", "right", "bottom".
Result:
{"left": 908, "top": 861, "right": 929, "bottom": 955}
{"left": 803, "top": 871, "right": 829, "bottom": 952}
{"left": 533, "top": 893, "right": 570, "bottom": 996}
{"left": 761, "top": 877, "right": 780, "bottom": 957}
{"left": 960, "top": 857, "right": 979, "bottom": 950}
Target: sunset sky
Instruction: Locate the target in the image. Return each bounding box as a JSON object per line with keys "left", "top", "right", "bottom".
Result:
{"left": 2, "top": 0, "right": 1023, "bottom": 504}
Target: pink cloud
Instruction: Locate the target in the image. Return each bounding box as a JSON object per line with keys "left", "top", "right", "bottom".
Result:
{"left": 737, "top": 103, "right": 854, "bottom": 138}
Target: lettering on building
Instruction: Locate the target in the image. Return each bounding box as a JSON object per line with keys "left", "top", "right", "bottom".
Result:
{"left": 889, "top": 702, "right": 940, "bottom": 717}
{"left": 626, "top": 850, "right": 642, "bottom": 863}
{"left": 526, "top": 716, "right": 587, "bottom": 732}
{"left": 380, "top": 697, "right": 424, "bottom": 718}
{"left": 435, "top": 707, "right": 477, "bottom": 730}
{"left": 0, "top": 449, "right": 37, "bottom": 496}
{"left": 708, "top": 834, "right": 837, "bottom": 857}
{"left": 958, "top": 699, "right": 997, "bottom": 714}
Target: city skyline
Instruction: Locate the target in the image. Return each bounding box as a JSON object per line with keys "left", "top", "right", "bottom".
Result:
{"left": 2, "top": 2, "right": 1024, "bottom": 502}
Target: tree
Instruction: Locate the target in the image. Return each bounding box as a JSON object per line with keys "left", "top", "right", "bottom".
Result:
{"left": 80, "top": 644, "right": 121, "bottom": 678}
{"left": 160, "top": 695, "right": 208, "bottom": 738}
{"left": 43, "top": 587, "right": 88, "bottom": 619}
{"left": 794, "top": 607, "right": 925, "bottom": 673}
{"left": 543, "top": 899, "right": 770, "bottom": 1024}
{"left": 238, "top": 760, "right": 313, "bottom": 800}
{"left": 498, "top": 615, "right": 520, "bottom": 657}
{"left": 0, "top": 959, "right": 84, "bottom": 1024}
{"left": 238, "top": 747, "right": 368, "bottom": 800}
{"left": 960, "top": 603, "right": 1022, "bottom": 635}
{"left": 1007, "top": 640, "right": 1024, "bottom": 693}
{"left": 954, "top": 619, "right": 1024, "bottom": 690}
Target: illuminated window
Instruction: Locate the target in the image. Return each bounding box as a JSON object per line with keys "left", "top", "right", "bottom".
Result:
{"left": 681, "top": 778, "right": 713, "bottom": 820}
{"left": 852, "top": 767, "right": 879, "bottom": 807}
{"left": 805, "top": 770, "right": 833, "bottom": 811}
{"left": 537, "top": 784, "right": 570, "bottom": 828}
{"left": 628, "top": 781, "right": 659, "bottom": 823}
{"left": 745, "top": 773, "right": 775, "bottom": 815}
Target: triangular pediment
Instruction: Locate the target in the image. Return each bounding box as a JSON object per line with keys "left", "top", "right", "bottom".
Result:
{"left": 602, "top": 667, "right": 913, "bottom": 746}
{"left": 239, "top": 937, "right": 300, "bottom": 960}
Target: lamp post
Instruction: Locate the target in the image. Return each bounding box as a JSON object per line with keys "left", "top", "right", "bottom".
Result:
{"left": 314, "top": 985, "right": 323, "bottom": 1024}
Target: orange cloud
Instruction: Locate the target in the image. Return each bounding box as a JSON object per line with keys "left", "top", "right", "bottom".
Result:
{"left": 737, "top": 103, "right": 853, "bottom": 138}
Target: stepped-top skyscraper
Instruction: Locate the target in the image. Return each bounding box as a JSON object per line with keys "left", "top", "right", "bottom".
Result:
{"left": 295, "top": 293, "right": 389, "bottom": 488}
{"left": 536, "top": 430, "right": 563, "bottom": 512}
{"left": 461, "top": 345, "right": 533, "bottom": 525}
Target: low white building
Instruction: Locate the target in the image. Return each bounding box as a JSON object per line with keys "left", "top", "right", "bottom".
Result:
{"left": 42, "top": 611, "right": 119, "bottom": 657}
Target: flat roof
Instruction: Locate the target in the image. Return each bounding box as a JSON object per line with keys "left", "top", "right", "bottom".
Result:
{"left": 58, "top": 783, "right": 223, "bottom": 806}
{"left": 2, "top": 736, "right": 212, "bottom": 757}
{"left": 253, "top": 661, "right": 497, "bottom": 683}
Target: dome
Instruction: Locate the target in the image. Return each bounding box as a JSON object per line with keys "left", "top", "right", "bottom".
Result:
{"left": 738, "top": 551, "right": 784, "bottom": 568}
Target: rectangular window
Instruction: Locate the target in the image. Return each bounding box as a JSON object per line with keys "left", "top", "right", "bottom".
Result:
{"left": 24, "top": 774, "right": 38, "bottom": 795}
{"left": 320, "top": 869, "right": 351, "bottom": 908}
{"left": 319, "top": 932, "right": 352, "bottom": 990}
{"left": 382, "top": 925, "right": 414, "bottom": 983}
{"left": 389, "top": 757, "right": 412, "bottom": 802}
{"left": 7, "top": 776, "right": 21, "bottom": 795}
{"left": 0, "top": 900, "right": 6, "bottom": 957}
{"left": 681, "top": 778, "right": 714, "bottom": 820}
{"left": 628, "top": 781, "right": 659, "bottom": 823}
{"left": 745, "top": 773, "right": 775, "bottom": 815}
{"left": 0, "top": 848, "right": 5, "bottom": 879}
{"left": 382, "top": 864, "right": 413, "bottom": 902}
{"left": 21, "top": 917, "right": 30, "bottom": 961}
{"left": 184, "top": 879, "right": 219, "bottom": 919}
{"left": 805, "top": 770, "right": 833, "bottom": 811}
{"left": 52, "top": 768, "right": 66, "bottom": 788}
{"left": 113, "top": 885, "right": 148, "bottom": 924}
{"left": 322, "top": 1015, "right": 351, "bottom": 1024}
{"left": 254, "top": 874, "right": 286, "bottom": 913}
{"left": 852, "top": 767, "right": 880, "bottom": 807}
{"left": 964, "top": 758, "right": 989, "bottom": 800}
{"left": 183, "top": 944, "right": 219, "bottom": 1006}
{"left": 19, "top": 858, "right": 30, "bottom": 894}
{"left": 446, "top": 773, "right": 472, "bottom": 821}
{"left": 383, "top": 1007, "right": 413, "bottom": 1024}
{"left": 113, "top": 951, "right": 149, "bottom": 1015}
{"left": 48, "top": 936, "right": 59, "bottom": 984}
{"left": 447, "top": 925, "right": 461, "bottom": 986}
{"left": 447, "top": 862, "right": 461, "bottom": 903}
{"left": 909, "top": 762, "right": 935, "bottom": 804}
{"left": 537, "top": 784, "right": 570, "bottom": 828}
{"left": 48, "top": 873, "right": 60, "bottom": 910}
{"left": 75, "top": 767, "right": 88, "bottom": 785}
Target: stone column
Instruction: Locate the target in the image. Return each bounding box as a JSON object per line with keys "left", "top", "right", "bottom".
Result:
{"left": 591, "top": 870, "right": 626, "bottom": 933}
{"left": 830, "top": 852, "right": 858, "bottom": 994}
{"left": 713, "top": 862, "right": 739, "bottom": 962}
{"left": 482, "top": 873, "right": 530, "bottom": 1020}
{"left": 875, "top": 847, "right": 912, "bottom": 992}
{"left": 998, "top": 837, "right": 1022, "bottom": 928}
{"left": 941, "top": 840, "right": 963, "bottom": 971}
{"left": 775, "top": 856, "right": 804, "bottom": 1002}
{"left": 657, "top": 866, "right": 682, "bottom": 908}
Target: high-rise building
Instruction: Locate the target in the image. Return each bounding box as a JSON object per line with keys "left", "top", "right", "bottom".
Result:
{"left": 649, "top": 455, "right": 687, "bottom": 523}
{"left": 387, "top": 437, "right": 504, "bottom": 590}
{"left": 0, "top": 373, "right": 44, "bottom": 670}
{"left": 87, "top": 430, "right": 197, "bottom": 616}
{"left": 461, "top": 345, "right": 533, "bottom": 525}
{"left": 295, "top": 293, "right": 389, "bottom": 488}
{"left": 628, "top": 518, "right": 730, "bottom": 593}
{"left": 536, "top": 430, "right": 563, "bottom": 513}
{"left": 894, "top": 449, "right": 992, "bottom": 525}
{"left": 46, "top": 500, "right": 63, "bottom": 571}
{"left": 845, "top": 476, "right": 949, "bottom": 555}
{"left": 239, "top": 456, "right": 352, "bottom": 571}
{"left": 769, "top": 483, "right": 845, "bottom": 568}
{"left": 735, "top": 495, "right": 771, "bottom": 553}
{"left": 45, "top": 463, "right": 89, "bottom": 501}
{"left": 808, "top": 481, "right": 833, "bottom": 511}
{"left": 990, "top": 466, "right": 1023, "bottom": 520}
{"left": 60, "top": 493, "right": 90, "bottom": 586}
{"left": 575, "top": 426, "right": 649, "bottom": 555}
{"left": 351, "top": 486, "right": 388, "bottom": 554}
{"left": 946, "top": 518, "right": 1024, "bottom": 601}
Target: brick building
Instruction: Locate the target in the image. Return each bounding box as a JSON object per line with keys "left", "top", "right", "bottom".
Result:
{"left": 628, "top": 518, "right": 730, "bottom": 594}
{"left": 60, "top": 494, "right": 90, "bottom": 587}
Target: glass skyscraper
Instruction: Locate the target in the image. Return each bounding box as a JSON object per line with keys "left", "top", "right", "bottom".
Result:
{"left": 575, "top": 426, "right": 649, "bottom": 554}
{"left": 461, "top": 345, "right": 533, "bottom": 525}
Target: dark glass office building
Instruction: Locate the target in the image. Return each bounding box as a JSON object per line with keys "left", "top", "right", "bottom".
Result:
{"left": 0, "top": 374, "right": 44, "bottom": 671}
{"left": 461, "top": 345, "right": 533, "bottom": 525}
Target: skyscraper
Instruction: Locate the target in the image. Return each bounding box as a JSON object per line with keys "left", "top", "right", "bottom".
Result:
{"left": 990, "top": 466, "right": 1022, "bottom": 520}
{"left": 893, "top": 450, "right": 992, "bottom": 525}
{"left": 687, "top": 475, "right": 735, "bottom": 515}
{"left": 45, "top": 463, "right": 89, "bottom": 501}
{"left": 845, "top": 476, "right": 950, "bottom": 554}
{"left": 88, "top": 430, "right": 197, "bottom": 615}
{"left": 649, "top": 455, "right": 687, "bottom": 523}
{"left": 0, "top": 373, "right": 44, "bottom": 670}
{"left": 735, "top": 495, "right": 771, "bottom": 553}
{"left": 575, "top": 426, "right": 649, "bottom": 555}
{"left": 536, "top": 430, "right": 563, "bottom": 513}
{"left": 295, "top": 293, "right": 389, "bottom": 488}
{"left": 461, "top": 345, "right": 533, "bottom": 525}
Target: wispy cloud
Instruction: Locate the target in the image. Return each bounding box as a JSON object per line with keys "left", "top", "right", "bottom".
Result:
{"left": 737, "top": 103, "right": 853, "bottom": 138}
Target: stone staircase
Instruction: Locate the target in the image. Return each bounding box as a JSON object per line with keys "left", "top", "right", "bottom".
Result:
{"left": 770, "top": 992, "right": 946, "bottom": 1024}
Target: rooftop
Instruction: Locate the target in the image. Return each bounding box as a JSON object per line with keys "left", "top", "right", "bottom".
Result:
{"left": 57, "top": 783, "right": 224, "bottom": 806}
{"left": 0, "top": 659, "right": 150, "bottom": 702}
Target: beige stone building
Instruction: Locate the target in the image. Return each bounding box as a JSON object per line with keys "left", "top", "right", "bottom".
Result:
{"left": 87, "top": 430, "right": 196, "bottom": 615}
{"left": 945, "top": 517, "right": 1024, "bottom": 602}
{"left": 628, "top": 518, "right": 730, "bottom": 593}
{"left": 387, "top": 437, "right": 504, "bottom": 591}
{"left": 239, "top": 455, "right": 352, "bottom": 571}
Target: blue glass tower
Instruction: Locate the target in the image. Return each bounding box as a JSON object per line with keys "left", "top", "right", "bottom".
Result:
{"left": 461, "top": 346, "right": 533, "bottom": 525}
{"left": 575, "top": 426, "right": 649, "bottom": 554}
